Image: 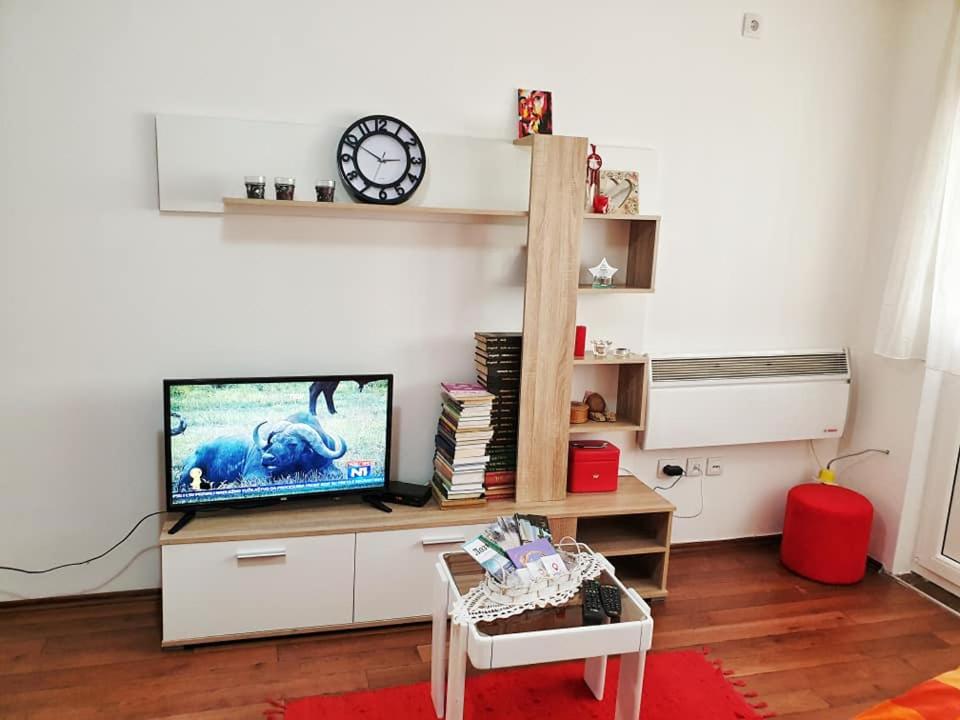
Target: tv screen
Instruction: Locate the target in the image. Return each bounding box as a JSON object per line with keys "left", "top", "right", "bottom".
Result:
{"left": 164, "top": 374, "right": 392, "bottom": 510}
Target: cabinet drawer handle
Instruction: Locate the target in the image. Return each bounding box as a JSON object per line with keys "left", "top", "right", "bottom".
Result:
{"left": 236, "top": 548, "right": 287, "bottom": 560}
{"left": 421, "top": 536, "right": 466, "bottom": 546}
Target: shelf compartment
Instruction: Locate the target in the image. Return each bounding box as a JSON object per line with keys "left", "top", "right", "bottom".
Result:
{"left": 579, "top": 215, "right": 659, "bottom": 292}
{"left": 222, "top": 197, "right": 529, "bottom": 225}
{"left": 608, "top": 553, "right": 668, "bottom": 599}
{"left": 569, "top": 418, "right": 643, "bottom": 434}
{"left": 569, "top": 363, "right": 648, "bottom": 434}
{"left": 574, "top": 353, "right": 647, "bottom": 366}
{"left": 578, "top": 513, "right": 670, "bottom": 558}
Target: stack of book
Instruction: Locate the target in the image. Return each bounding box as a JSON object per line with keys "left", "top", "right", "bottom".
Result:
{"left": 432, "top": 382, "right": 495, "bottom": 508}
{"left": 474, "top": 332, "right": 522, "bottom": 500}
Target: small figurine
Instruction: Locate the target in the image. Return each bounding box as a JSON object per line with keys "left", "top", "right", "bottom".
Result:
{"left": 588, "top": 258, "right": 618, "bottom": 289}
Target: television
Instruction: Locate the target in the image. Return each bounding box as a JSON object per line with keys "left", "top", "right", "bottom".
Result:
{"left": 164, "top": 374, "right": 393, "bottom": 511}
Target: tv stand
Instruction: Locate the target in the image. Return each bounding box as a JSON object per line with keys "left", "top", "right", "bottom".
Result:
{"left": 158, "top": 474, "right": 673, "bottom": 647}
{"left": 167, "top": 511, "right": 196, "bottom": 535}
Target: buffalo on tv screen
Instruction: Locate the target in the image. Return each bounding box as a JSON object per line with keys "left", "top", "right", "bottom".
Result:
{"left": 164, "top": 375, "right": 392, "bottom": 510}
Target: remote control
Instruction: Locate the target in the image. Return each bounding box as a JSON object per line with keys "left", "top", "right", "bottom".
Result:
{"left": 581, "top": 579, "right": 605, "bottom": 626}
{"left": 600, "top": 584, "right": 622, "bottom": 622}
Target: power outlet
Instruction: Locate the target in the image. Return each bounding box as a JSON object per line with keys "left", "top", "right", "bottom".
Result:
{"left": 706, "top": 457, "right": 723, "bottom": 476}
{"left": 742, "top": 13, "right": 762, "bottom": 38}
{"left": 686, "top": 457, "right": 705, "bottom": 477}
{"left": 657, "top": 458, "right": 681, "bottom": 478}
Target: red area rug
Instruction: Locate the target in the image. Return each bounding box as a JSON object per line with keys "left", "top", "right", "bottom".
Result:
{"left": 274, "top": 650, "right": 767, "bottom": 719}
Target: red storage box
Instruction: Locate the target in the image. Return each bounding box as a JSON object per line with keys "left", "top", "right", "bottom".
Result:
{"left": 567, "top": 441, "right": 620, "bottom": 493}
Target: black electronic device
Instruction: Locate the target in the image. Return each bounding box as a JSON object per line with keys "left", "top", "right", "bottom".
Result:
{"left": 379, "top": 481, "right": 432, "bottom": 508}
{"left": 336, "top": 115, "right": 426, "bottom": 205}
{"left": 600, "top": 584, "right": 622, "bottom": 622}
{"left": 581, "top": 579, "right": 605, "bottom": 626}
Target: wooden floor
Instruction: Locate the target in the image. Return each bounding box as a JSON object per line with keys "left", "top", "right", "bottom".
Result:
{"left": 2, "top": 540, "right": 960, "bottom": 719}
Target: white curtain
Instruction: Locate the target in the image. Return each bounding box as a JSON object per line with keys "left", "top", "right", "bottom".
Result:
{"left": 876, "top": 7, "right": 960, "bottom": 375}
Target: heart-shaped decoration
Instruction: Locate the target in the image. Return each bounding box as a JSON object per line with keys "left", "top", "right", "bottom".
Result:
{"left": 598, "top": 170, "right": 639, "bottom": 215}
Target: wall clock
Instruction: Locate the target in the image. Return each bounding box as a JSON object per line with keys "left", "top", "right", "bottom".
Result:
{"left": 336, "top": 115, "right": 426, "bottom": 205}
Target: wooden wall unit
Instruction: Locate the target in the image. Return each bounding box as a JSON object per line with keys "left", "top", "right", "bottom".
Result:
{"left": 162, "top": 134, "right": 668, "bottom": 647}
{"left": 516, "top": 134, "right": 588, "bottom": 503}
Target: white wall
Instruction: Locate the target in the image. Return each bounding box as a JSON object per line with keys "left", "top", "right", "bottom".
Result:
{"left": 0, "top": 0, "right": 911, "bottom": 599}
{"left": 841, "top": 0, "right": 955, "bottom": 570}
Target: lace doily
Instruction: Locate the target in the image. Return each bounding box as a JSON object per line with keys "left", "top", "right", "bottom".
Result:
{"left": 450, "top": 541, "right": 604, "bottom": 625}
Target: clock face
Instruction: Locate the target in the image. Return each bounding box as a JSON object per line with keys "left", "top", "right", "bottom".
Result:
{"left": 336, "top": 115, "right": 426, "bottom": 205}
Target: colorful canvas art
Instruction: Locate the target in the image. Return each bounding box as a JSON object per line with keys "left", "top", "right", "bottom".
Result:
{"left": 517, "top": 89, "right": 553, "bottom": 137}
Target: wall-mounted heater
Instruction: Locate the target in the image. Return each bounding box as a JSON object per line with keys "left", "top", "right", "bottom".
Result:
{"left": 641, "top": 349, "right": 851, "bottom": 450}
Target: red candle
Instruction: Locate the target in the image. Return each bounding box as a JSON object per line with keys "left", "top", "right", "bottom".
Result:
{"left": 592, "top": 194, "right": 609, "bottom": 214}
{"left": 574, "top": 325, "right": 587, "bottom": 358}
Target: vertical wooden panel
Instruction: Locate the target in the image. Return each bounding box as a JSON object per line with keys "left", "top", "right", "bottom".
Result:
{"left": 516, "top": 135, "right": 588, "bottom": 502}
{"left": 625, "top": 219, "right": 659, "bottom": 290}
{"left": 659, "top": 513, "right": 674, "bottom": 593}
{"left": 616, "top": 362, "right": 648, "bottom": 431}
{"left": 548, "top": 517, "right": 578, "bottom": 542}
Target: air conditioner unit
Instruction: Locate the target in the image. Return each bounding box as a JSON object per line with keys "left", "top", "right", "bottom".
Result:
{"left": 641, "top": 349, "right": 851, "bottom": 450}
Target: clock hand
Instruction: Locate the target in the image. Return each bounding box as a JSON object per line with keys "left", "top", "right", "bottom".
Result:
{"left": 360, "top": 146, "right": 383, "bottom": 162}
{"left": 381, "top": 157, "right": 402, "bottom": 163}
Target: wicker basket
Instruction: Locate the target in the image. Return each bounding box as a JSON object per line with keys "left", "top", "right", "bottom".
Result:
{"left": 480, "top": 540, "right": 594, "bottom": 607}
{"left": 570, "top": 401, "right": 589, "bottom": 424}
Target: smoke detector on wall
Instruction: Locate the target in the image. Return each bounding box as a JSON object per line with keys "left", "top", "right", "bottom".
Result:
{"left": 742, "top": 13, "right": 763, "bottom": 39}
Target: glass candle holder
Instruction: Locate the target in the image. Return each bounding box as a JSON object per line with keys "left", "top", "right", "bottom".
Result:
{"left": 591, "top": 339, "right": 613, "bottom": 357}
{"left": 274, "top": 177, "right": 296, "bottom": 201}
{"left": 244, "top": 176, "right": 266, "bottom": 199}
{"left": 315, "top": 180, "right": 335, "bottom": 202}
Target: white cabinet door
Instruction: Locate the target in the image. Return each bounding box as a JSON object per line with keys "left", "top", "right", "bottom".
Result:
{"left": 162, "top": 533, "right": 354, "bottom": 644}
{"left": 354, "top": 524, "right": 489, "bottom": 623}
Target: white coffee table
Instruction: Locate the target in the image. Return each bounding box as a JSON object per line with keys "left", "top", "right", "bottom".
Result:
{"left": 431, "top": 551, "right": 654, "bottom": 720}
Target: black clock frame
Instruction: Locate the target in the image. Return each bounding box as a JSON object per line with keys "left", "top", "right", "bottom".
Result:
{"left": 336, "top": 114, "right": 426, "bottom": 205}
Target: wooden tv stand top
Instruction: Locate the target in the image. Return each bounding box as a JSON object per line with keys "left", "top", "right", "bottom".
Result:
{"left": 159, "top": 473, "right": 673, "bottom": 545}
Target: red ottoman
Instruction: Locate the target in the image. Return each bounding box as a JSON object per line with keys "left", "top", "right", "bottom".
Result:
{"left": 780, "top": 483, "right": 874, "bottom": 584}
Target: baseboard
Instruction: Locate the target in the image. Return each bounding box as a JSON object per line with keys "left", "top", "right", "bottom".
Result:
{"left": 0, "top": 587, "right": 160, "bottom": 612}
{"left": 671, "top": 533, "right": 782, "bottom": 552}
